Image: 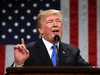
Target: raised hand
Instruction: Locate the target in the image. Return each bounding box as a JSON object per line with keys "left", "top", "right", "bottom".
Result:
{"left": 14, "top": 38, "right": 29, "bottom": 67}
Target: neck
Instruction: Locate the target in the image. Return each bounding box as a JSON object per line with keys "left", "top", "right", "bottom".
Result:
{"left": 42, "top": 37, "right": 59, "bottom": 44}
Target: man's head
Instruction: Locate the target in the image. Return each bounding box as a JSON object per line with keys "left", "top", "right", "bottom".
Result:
{"left": 36, "top": 9, "right": 63, "bottom": 44}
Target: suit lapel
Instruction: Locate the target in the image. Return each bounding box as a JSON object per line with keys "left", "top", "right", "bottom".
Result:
{"left": 59, "top": 42, "right": 69, "bottom": 66}
{"left": 35, "top": 39, "right": 53, "bottom": 66}
{"left": 35, "top": 39, "right": 69, "bottom": 66}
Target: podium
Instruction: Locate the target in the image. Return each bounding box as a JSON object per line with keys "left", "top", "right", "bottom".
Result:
{"left": 6, "top": 66, "right": 100, "bottom": 75}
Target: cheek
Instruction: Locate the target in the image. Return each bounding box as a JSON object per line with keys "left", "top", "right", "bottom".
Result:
{"left": 59, "top": 25, "right": 62, "bottom": 31}
{"left": 43, "top": 26, "right": 51, "bottom": 34}
{"left": 45, "top": 26, "right": 52, "bottom": 32}
{"left": 59, "top": 26, "right": 63, "bottom": 35}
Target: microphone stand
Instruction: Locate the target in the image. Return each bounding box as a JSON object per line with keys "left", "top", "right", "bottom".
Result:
{"left": 55, "top": 37, "right": 59, "bottom": 66}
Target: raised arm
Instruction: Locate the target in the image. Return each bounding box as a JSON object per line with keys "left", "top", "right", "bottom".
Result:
{"left": 14, "top": 38, "right": 29, "bottom": 67}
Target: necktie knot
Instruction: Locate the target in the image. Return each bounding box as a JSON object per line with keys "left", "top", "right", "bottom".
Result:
{"left": 51, "top": 44, "right": 57, "bottom": 67}
{"left": 52, "top": 44, "right": 56, "bottom": 49}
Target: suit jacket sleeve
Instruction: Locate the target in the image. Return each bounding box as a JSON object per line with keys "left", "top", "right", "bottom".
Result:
{"left": 76, "top": 48, "right": 92, "bottom": 66}
{"left": 61, "top": 42, "right": 92, "bottom": 66}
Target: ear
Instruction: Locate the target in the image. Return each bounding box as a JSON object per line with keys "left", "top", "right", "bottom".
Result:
{"left": 38, "top": 27, "right": 43, "bottom": 35}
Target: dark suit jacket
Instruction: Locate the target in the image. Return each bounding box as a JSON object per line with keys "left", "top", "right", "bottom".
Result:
{"left": 24, "top": 39, "right": 92, "bottom": 66}
{"left": 5, "top": 39, "right": 92, "bottom": 75}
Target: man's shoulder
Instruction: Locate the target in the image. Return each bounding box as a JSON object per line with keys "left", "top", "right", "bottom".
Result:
{"left": 60, "top": 42, "right": 77, "bottom": 48}
{"left": 25, "top": 39, "right": 42, "bottom": 48}
{"left": 60, "top": 42, "right": 79, "bottom": 51}
{"left": 26, "top": 42, "right": 36, "bottom": 48}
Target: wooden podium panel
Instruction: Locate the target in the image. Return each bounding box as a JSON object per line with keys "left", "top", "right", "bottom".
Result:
{"left": 6, "top": 66, "right": 100, "bottom": 75}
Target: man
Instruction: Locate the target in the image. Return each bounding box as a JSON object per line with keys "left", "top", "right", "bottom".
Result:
{"left": 13, "top": 9, "right": 92, "bottom": 67}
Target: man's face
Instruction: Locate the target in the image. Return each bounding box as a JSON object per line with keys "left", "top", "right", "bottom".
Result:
{"left": 38, "top": 14, "right": 62, "bottom": 44}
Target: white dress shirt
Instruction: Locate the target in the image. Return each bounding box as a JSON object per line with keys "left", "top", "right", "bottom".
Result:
{"left": 42, "top": 38, "right": 59, "bottom": 58}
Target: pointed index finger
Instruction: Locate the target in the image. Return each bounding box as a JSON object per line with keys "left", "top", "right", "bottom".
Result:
{"left": 21, "top": 38, "right": 25, "bottom": 44}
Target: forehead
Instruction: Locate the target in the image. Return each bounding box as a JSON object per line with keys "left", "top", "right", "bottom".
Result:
{"left": 45, "top": 14, "right": 60, "bottom": 21}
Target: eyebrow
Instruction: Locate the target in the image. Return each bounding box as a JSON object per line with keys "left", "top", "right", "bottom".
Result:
{"left": 47, "top": 18, "right": 61, "bottom": 21}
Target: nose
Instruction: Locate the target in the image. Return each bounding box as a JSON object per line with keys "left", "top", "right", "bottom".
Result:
{"left": 53, "top": 21, "right": 58, "bottom": 27}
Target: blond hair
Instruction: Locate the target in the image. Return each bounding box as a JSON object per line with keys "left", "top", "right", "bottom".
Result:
{"left": 36, "top": 9, "right": 63, "bottom": 35}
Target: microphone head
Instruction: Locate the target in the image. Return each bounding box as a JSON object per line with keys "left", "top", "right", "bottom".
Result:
{"left": 54, "top": 35, "right": 60, "bottom": 42}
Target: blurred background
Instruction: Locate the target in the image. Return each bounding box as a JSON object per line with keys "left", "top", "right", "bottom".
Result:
{"left": 0, "top": 0, "right": 100, "bottom": 75}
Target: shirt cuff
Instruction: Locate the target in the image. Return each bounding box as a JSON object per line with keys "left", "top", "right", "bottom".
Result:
{"left": 13, "top": 63, "right": 24, "bottom": 67}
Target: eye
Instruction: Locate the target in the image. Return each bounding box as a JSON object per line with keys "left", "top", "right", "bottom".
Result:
{"left": 56, "top": 20, "right": 61, "bottom": 23}
{"left": 46, "top": 20, "right": 53, "bottom": 24}
{"left": 48, "top": 21, "right": 52, "bottom": 23}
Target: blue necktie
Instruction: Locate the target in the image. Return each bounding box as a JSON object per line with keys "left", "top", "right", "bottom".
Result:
{"left": 51, "top": 44, "right": 57, "bottom": 67}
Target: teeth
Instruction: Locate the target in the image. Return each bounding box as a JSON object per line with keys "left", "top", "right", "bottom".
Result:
{"left": 53, "top": 30, "right": 58, "bottom": 32}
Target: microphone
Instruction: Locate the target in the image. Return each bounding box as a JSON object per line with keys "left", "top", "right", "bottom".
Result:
{"left": 54, "top": 35, "right": 60, "bottom": 43}
{"left": 54, "top": 35, "right": 60, "bottom": 66}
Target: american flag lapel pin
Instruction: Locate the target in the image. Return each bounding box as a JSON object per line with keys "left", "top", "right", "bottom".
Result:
{"left": 62, "top": 51, "right": 65, "bottom": 54}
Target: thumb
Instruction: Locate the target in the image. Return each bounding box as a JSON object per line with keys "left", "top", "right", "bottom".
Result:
{"left": 21, "top": 38, "right": 25, "bottom": 44}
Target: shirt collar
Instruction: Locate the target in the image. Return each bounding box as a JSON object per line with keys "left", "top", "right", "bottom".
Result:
{"left": 42, "top": 38, "right": 59, "bottom": 50}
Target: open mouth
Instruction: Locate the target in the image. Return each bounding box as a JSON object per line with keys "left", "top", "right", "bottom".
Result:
{"left": 52, "top": 30, "right": 59, "bottom": 33}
